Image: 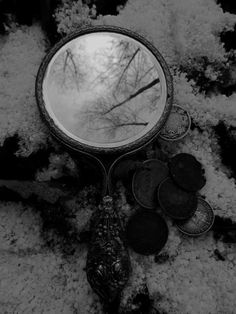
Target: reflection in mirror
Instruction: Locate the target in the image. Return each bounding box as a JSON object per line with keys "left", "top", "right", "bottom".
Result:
{"left": 42, "top": 32, "right": 168, "bottom": 148}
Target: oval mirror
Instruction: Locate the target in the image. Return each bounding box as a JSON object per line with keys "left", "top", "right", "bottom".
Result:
{"left": 36, "top": 26, "right": 173, "bottom": 154}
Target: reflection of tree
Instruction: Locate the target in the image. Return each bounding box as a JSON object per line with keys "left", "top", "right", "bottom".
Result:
{"left": 103, "top": 77, "right": 160, "bottom": 114}
{"left": 79, "top": 98, "right": 149, "bottom": 141}
{"left": 47, "top": 35, "right": 163, "bottom": 143}
{"left": 115, "top": 47, "right": 140, "bottom": 89}
{"left": 50, "top": 45, "right": 87, "bottom": 91}
{"left": 76, "top": 39, "right": 161, "bottom": 142}
{"left": 62, "top": 49, "right": 80, "bottom": 89}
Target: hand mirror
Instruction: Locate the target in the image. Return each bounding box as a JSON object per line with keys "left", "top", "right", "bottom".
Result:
{"left": 35, "top": 25, "right": 173, "bottom": 307}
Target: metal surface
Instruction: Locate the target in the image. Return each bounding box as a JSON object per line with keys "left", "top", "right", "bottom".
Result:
{"left": 132, "top": 159, "right": 169, "bottom": 209}
{"left": 176, "top": 197, "right": 215, "bottom": 236}
{"left": 159, "top": 104, "right": 191, "bottom": 141}
{"left": 86, "top": 196, "right": 131, "bottom": 303}
{"left": 158, "top": 177, "right": 198, "bottom": 220}
{"left": 126, "top": 210, "right": 169, "bottom": 255}
{"left": 169, "top": 153, "right": 206, "bottom": 192}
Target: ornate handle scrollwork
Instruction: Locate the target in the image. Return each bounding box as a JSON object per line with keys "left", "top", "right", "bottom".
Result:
{"left": 86, "top": 196, "right": 131, "bottom": 304}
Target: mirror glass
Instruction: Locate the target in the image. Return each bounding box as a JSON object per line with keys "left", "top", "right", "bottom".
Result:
{"left": 40, "top": 30, "right": 170, "bottom": 150}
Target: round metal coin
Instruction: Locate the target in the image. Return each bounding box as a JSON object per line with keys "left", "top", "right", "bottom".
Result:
{"left": 126, "top": 210, "right": 169, "bottom": 255}
{"left": 176, "top": 197, "right": 215, "bottom": 236}
{"left": 158, "top": 177, "right": 198, "bottom": 220}
{"left": 159, "top": 105, "right": 191, "bottom": 141}
{"left": 169, "top": 153, "right": 206, "bottom": 192}
{"left": 132, "top": 159, "right": 169, "bottom": 209}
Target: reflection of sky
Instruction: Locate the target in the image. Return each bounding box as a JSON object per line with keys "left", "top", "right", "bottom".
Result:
{"left": 43, "top": 33, "right": 164, "bottom": 144}
{"left": 44, "top": 36, "right": 112, "bottom": 134}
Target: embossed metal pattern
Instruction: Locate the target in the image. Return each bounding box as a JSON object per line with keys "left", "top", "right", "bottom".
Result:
{"left": 86, "top": 196, "right": 131, "bottom": 303}
{"left": 159, "top": 104, "right": 191, "bottom": 141}
{"left": 35, "top": 25, "right": 173, "bottom": 155}
{"left": 176, "top": 197, "right": 215, "bottom": 236}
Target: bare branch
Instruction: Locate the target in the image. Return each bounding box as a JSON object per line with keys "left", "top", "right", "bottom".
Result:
{"left": 90, "top": 121, "right": 148, "bottom": 131}
{"left": 103, "top": 77, "right": 160, "bottom": 114}
{"left": 116, "top": 48, "right": 140, "bottom": 89}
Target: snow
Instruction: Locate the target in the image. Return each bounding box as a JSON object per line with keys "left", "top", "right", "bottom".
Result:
{"left": 0, "top": 0, "right": 236, "bottom": 313}
{"left": 0, "top": 24, "right": 48, "bottom": 156}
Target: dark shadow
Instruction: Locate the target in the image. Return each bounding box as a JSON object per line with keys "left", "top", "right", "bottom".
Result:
{"left": 213, "top": 121, "right": 236, "bottom": 179}
{"left": 212, "top": 215, "right": 236, "bottom": 243}
{"left": 216, "top": 0, "right": 236, "bottom": 14}
{"left": 0, "top": 134, "right": 51, "bottom": 180}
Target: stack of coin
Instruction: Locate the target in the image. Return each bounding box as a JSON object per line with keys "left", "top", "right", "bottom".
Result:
{"left": 157, "top": 153, "right": 214, "bottom": 236}
{"left": 157, "top": 153, "right": 206, "bottom": 218}
{"left": 128, "top": 106, "right": 214, "bottom": 251}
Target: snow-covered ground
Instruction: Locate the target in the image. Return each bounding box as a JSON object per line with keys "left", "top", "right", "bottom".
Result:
{"left": 0, "top": 0, "right": 236, "bottom": 313}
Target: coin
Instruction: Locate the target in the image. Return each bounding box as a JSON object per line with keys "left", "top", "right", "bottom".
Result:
{"left": 108, "top": 154, "right": 146, "bottom": 196}
{"left": 132, "top": 159, "right": 169, "bottom": 209}
{"left": 169, "top": 153, "right": 206, "bottom": 192}
{"left": 176, "top": 197, "right": 215, "bottom": 236}
{"left": 126, "top": 210, "right": 169, "bottom": 255}
{"left": 158, "top": 177, "right": 198, "bottom": 220}
{"left": 159, "top": 105, "right": 191, "bottom": 141}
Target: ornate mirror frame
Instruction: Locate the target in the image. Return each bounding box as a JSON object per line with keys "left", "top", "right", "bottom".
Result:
{"left": 35, "top": 25, "right": 173, "bottom": 156}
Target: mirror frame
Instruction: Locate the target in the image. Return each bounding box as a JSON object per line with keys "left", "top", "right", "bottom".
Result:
{"left": 35, "top": 25, "right": 173, "bottom": 155}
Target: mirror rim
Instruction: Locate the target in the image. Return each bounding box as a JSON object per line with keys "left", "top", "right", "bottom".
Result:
{"left": 36, "top": 25, "right": 173, "bottom": 155}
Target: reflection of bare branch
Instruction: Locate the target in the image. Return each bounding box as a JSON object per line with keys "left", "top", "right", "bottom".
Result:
{"left": 116, "top": 48, "right": 140, "bottom": 89}
{"left": 91, "top": 42, "right": 140, "bottom": 91}
{"left": 63, "top": 50, "right": 70, "bottom": 73}
{"left": 53, "top": 47, "right": 86, "bottom": 91}
{"left": 67, "top": 50, "right": 78, "bottom": 78}
{"left": 90, "top": 121, "right": 148, "bottom": 131}
{"left": 67, "top": 49, "right": 79, "bottom": 89}
{"left": 79, "top": 92, "right": 149, "bottom": 138}
{"left": 138, "top": 66, "right": 155, "bottom": 84}
{"left": 103, "top": 77, "right": 160, "bottom": 114}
